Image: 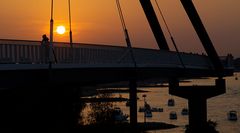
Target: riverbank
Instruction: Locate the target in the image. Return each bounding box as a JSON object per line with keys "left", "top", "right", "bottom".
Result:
{"left": 97, "top": 88, "right": 149, "bottom": 94}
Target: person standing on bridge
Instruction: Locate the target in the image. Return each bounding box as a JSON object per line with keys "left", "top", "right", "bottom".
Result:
{"left": 41, "top": 34, "right": 50, "bottom": 63}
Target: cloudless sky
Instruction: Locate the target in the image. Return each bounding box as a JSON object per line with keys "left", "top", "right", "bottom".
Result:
{"left": 0, "top": 0, "right": 240, "bottom": 57}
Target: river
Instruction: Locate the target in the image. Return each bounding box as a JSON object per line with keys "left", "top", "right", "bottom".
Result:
{"left": 113, "top": 72, "right": 240, "bottom": 133}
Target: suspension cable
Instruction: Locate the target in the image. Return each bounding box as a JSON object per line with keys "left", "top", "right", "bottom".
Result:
{"left": 116, "top": 0, "right": 137, "bottom": 67}
{"left": 116, "top": 0, "right": 127, "bottom": 33}
{"left": 68, "top": 0, "right": 73, "bottom": 48}
{"left": 154, "top": 0, "right": 185, "bottom": 68}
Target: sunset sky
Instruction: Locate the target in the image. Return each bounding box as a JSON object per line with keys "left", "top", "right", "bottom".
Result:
{"left": 0, "top": 0, "right": 240, "bottom": 57}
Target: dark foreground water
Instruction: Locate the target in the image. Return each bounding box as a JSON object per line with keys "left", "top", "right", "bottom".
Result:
{"left": 106, "top": 72, "right": 240, "bottom": 133}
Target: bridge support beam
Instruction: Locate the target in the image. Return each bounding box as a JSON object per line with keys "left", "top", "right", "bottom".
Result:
{"left": 169, "top": 78, "right": 225, "bottom": 132}
{"left": 139, "top": 0, "right": 169, "bottom": 50}
{"left": 180, "top": 0, "right": 224, "bottom": 74}
{"left": 188, "top": 97, "right": 207, "bottom": 132}
{"left": 129, "top": 79, "right": 138, "bottom": 128}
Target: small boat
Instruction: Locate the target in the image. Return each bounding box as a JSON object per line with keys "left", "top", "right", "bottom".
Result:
{"left": 113, "top": 107, "right": 128, "bottom": 122}
{"left": 227, "top": 110, "right": 238, "bottom": 121}
{"left": 181, "top": 108, "right": 189, "bottom": 115}
{"left": 139, "top": 101, "right": 151, "bottom": 112}
{"left": 151, "top": 107, "right": 164, "bottom": 112}
{"left": 138, "top": 102, "right": 151, "bottom": 112}
{"left": 139, "top": 106, "right": 163, "bottom": 112}
{"left": 145, "top": 102, "right": 151, "bottom": 110}
{"left": 168, "top": 98, "right": 175, "bottom": 106}
{"left": 169, "top": 111, "right": 177, "bottom": 120}
{"left": 144, "top": 110, "right": 153, "bottom": 117}
{"left": 126, "top": 100, "right": 130, "bottom": 106}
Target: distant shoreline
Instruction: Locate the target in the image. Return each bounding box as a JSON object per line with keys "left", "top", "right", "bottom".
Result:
{"left": 81, "top": 97, "right": 129, "bottom": 102}
{"left": 79, "top": 122, "right": 178, "bottom": 133}
{"left": 97, "top": 88, "right": 149, "bottom": 94}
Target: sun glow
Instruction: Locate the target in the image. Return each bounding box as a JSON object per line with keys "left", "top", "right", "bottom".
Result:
{"left": 56, "top": 26, "right": 66, "bottom": 35}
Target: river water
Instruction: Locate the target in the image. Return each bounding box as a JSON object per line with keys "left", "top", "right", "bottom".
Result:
{"left": 113, "top": 72, "right": 240, "bottom": 133}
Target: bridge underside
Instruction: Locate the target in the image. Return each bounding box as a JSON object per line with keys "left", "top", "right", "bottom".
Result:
{"left": 0, "top": 64, "right": 233, "bottom": 89}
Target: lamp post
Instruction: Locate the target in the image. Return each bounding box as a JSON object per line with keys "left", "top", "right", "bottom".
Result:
{"left": 142, "top": 94, "right": 146, "bottom": 124}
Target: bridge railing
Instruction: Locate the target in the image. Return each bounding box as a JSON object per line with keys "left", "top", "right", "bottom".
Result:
{"left": 0, "top": 39, "right": 216, "bottom": 69}
{"left": 0, "top": 39, "right": 130, "bottom": 64}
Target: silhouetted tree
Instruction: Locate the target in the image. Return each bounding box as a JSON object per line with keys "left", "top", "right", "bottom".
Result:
{"left": 86, "top": 93, "right": 115, "bottom": 125}
{"left": 185, "top": 120, "right": 219, "bottom": 133}
{"left": 76, "top": 99, "right": 86, "bottom": 126}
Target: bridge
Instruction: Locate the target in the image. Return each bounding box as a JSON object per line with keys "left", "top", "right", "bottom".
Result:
{"left": 0, "top": 39, "right": 233, "bottom": 88}
{"left": 0, "top": 38, "right": 233, "bottom": 132}
{"left": 0, "top": 0, "right": 235, "bottom": 132}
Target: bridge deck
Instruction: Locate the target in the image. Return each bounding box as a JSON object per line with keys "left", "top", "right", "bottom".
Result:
{"left": 0, "top": 39, "right": 233, "bottom": 88}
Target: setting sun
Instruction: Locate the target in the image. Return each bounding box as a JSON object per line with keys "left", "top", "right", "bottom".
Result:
{"left": 56, "top": 26, "right": 66, "bottom": 35}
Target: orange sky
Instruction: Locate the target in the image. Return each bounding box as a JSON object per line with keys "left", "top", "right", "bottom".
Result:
{"left": 0, "top": 0, "right": 240, "bottom": 57}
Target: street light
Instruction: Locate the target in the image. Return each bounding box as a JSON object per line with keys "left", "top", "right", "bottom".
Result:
{"left": 142, "top": 94, "right": 146, "bottom": 123}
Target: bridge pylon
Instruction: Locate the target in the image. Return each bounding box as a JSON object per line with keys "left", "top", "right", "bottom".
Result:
{"left": 169, "top": 78, "right": 225, "bottom": 132}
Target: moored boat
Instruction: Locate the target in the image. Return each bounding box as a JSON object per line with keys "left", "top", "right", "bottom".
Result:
{"left": 169, "top": 111, "right": 177, "bottom": 120}
{"left": 227, "top": 110, "right": 238, "bottom": 121}
{"left": 113, "top": 107, "right": 129, "bottom": 122}
{"left": 151, "top": 107, "right": 164, "bottom": 112}
{"left": 168, "top": 98, "right": 175, "bottom": 106}
{"left": 181, "top": 108, "right": 189, "bottom": 115}
{"left": 144, "top": 110, "right": 153, "bottom": 118}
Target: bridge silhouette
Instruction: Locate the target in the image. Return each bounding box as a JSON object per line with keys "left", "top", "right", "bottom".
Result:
{"left": 0, "top": 38, "right": 233, "bottom": 132}
{"left": 0, "top": 0, "right": 235, "bottom": 132}
{"left": 0, "top": 39, "right": 232, "bottom": 88}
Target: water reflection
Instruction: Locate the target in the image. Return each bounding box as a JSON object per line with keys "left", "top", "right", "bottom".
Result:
{"left": 83, "top": 72, "right": 240, "bottom": 133}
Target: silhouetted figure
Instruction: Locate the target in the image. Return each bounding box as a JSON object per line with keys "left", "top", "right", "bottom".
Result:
{"left": 41, "top": 34, "right": 50, "bottom": 63}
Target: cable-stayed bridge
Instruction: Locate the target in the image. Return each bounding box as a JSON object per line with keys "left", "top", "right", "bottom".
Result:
{"left": 0, "top": 39, "right": 233, "bottom": 88}
{"left": 0, "top": 0, "right": 235, "bottom": 132}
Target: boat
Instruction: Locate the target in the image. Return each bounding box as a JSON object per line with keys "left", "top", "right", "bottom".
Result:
{"left": 113, "top": 107, "right": 128, "bottom": 122}
{"left": 138, "top": 102, "right": 163, "bottom": 112}
{"left": 181, "top": 108, "right": 189, "bottom": 115}
{"left": 139, "top": 106, "right": 163, "bottom": 112}
{"left": 139, "top": 102, "right": 153, "bottom": 117}
{"left": 139, "top": 101, "right": 151, "bottom": 112}
{"left": 126, "top": 100, "right": 130, "bottom": 106}
{"left": 151, "top": 107, "right": 164, "bottom": 112}
{"left": 168, "top": 98, "right": 175, "bottom": 106}
{"left": 169, "top": 111, "right": 177, "bottom": 120}
{"left": 145, "top": 102, "right": 151, "bottom": 110}
{"left": 144, "top": 110, "right": 153, "bottom": 117}
{"left": 227, "top": 110, "right": 238, "bottom": 121}
{"left": 144, "top": 103, "right": 152, "bottom": 116}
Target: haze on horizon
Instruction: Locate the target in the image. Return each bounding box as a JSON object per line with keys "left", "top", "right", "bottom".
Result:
{"left": 0, "top": 0, "right": 240, "bottom": 57}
